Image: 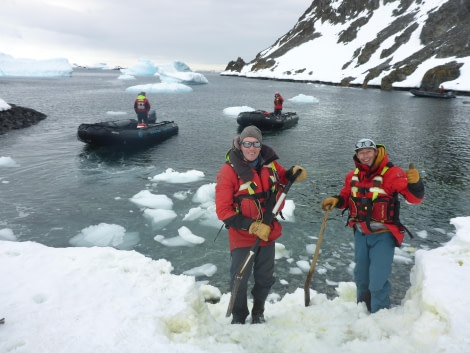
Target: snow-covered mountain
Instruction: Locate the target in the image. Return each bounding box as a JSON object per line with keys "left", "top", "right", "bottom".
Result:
{"left": 222, "top": 0, "right": 470, "bottom": 92}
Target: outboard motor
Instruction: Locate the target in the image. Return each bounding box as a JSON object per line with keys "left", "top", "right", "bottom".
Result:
{"left": 148, "top": 110, "right": 157, "bottom": 123}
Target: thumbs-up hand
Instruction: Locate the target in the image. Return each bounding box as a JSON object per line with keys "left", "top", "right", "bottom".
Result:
{"left": 406, "top": 163, "right": 420, "bottom": 184}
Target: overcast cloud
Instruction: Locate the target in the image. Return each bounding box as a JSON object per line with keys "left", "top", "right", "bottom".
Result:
{"left": 1, "top": 0, "right": 309, "bottom": 69}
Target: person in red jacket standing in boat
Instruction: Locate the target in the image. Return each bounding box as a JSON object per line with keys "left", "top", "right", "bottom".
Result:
{"left": 321, "top": 138, "right": 424, "bottom": 313}
{"left": 273, "top": 92, "right": 284, "bottom": 115}
{"left": 215, "top": 125, "right": 306, "bottom": 325}
{"left": 134, "top": 91, "right": 151, "bottom": 127}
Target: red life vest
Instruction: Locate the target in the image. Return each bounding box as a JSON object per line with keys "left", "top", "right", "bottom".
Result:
{"left": 347, "top": 164, "right": 399, "bottom": 228}
{"left": 233, "top": 162, "right": 284, "bottom": 221}
{"left": 340, "top": 149, "right": 420, "bottom": 246}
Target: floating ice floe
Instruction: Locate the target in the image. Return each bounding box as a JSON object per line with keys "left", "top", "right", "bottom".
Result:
{"left": 182, "top": 207, "right": 207, "bottom": 221}
{"left": 0, "top": 156, "right": 19, "bottom": 167}
{"left": 288, "top": 94, "right": 319, "bottom": 103}
{"left": 69, "top": 223, "right": 139, "bottom": 249}
{"left": 275, "top": 243, "right": 291, "bottom": 259}
{"left": 0, "top": 228, "right": 17, "bottom": 241}
{"left": 223, "top": 106, "right": 255, "bottom": 116}
{"left": 153, "top": 226, "right": 204, "bottom": 247}
{"left": 183, "top": 263, "right": 217, "bottom": 277}
{"left": 129, "top": 190, "right": 173, "bottom": 210}
{"left": 151, "top": 168, "right": 205, "bottom": 183}
{"left": 143, "top": 209, "right": 177, "bottom": 230}
{"left": 178, "top": 226, "right": 205, "bottom": 244}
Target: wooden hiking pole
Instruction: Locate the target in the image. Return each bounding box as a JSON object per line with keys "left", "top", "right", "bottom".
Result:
{"left": 304, "top": 209, "right": 330, "bottom": 307}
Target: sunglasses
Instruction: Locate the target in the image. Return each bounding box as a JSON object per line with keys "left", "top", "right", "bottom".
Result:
{"left": 240, "top": 141, "right": 262, "bottom": 148}
{"left": 355, "top": 139, "right": 376, "bottom": 150}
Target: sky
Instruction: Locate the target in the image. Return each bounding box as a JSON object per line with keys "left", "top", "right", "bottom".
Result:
{"left": 2, "top": 1, "right": 469, "bottom": 92}
{"left": 0, "top": 161, "right": 469, "bottom": 352}
{"left": 0, "top": 0, "right": 309, "bottom": 70}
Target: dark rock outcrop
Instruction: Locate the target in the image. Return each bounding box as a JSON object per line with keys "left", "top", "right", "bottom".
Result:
{"left": 224, "top": 57, "right": 246, "bottom": 72}
{"left": 0, "top": 104, "right": 47, "bottom": 135}
{"left": 419, "top": 61, "right": 463, "bottom": 91}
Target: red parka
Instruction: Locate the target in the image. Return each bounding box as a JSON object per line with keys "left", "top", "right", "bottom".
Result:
{"left": 274, "top": 94, "right": 284, "bottom": 110}
{"left": 336, "top": 145, "right": 424, "bottom": 246}
{"left": 215, "top": 139, "right": 289, "bottom": 251}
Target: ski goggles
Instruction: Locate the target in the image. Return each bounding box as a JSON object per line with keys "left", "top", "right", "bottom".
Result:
{"left": 355, "top": 139, "right": 376, "bottom": 151}
{"left": 240, "top": 141, "right": 262, "bottom": 148}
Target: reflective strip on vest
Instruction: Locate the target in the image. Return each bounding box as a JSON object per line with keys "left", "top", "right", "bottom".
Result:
{"left": 351, "top": 166, "right": 389, "bottom": 201}
{"left": 239, "top": 181, "right": 257, "bottom": 195}
{"left": 233, "top": 161, "right": 280, "bottom": 196}
{"left": 264, "top": 162, "right": 278, "bottom": 192}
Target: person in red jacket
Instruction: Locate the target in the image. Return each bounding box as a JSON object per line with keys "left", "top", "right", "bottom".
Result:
{"left": 321, "top": 138, "right": 424, "bottom": 313}
{"left": 273, "top": 92, "right": 284, "bottom": 115}
{"left": 134, "top": 92, "right": 151, "bottom": 127}
{"left": 215, "top": 125, "right": 306, "bottom": 324}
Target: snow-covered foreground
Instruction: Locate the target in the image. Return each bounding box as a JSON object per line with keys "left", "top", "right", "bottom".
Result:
{"left": 0, "top": 217, "right": 469, "bottom": 353}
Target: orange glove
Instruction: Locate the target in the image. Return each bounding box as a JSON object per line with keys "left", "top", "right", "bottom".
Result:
{"left": 292, "top": 166, "right": 307, "bottom": 182}
{"left": 249, "top": 221, "right": 271, "bottom": 241}
{"left": 406, "top": 163, "right": 420, "bottom": 184}
{"left": 321, "top": 197, "right": 339, "bottom": 211}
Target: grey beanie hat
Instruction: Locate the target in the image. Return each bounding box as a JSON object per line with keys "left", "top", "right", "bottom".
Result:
{"left": 239, "top": 125, "right": 262, "bottom": 143}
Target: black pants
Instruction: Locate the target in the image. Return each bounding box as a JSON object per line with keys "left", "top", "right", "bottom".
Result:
{"left": 230, "top": 243, "right": 275, "bottom": 321}
{"left": 136, "top": 112, "right": 148, "bottom": 124}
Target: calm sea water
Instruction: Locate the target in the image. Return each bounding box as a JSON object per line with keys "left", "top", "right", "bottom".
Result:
{"left": 1, "top": 69, "right": 470, "bottom": 305}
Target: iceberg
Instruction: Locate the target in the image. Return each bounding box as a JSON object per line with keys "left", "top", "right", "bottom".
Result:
{"left": 119, "top": 59, "right": 157, "bottom": 77}
{"left": 156, "top": 61, "right": 208, "bottom": 85}
{"left": 0, "top": 53, "right": 72, "bottom": 77}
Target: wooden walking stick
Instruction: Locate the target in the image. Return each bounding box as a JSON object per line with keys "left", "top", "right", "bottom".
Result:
{"left": 304, "top": 209, "right": 330, "bottom": 307}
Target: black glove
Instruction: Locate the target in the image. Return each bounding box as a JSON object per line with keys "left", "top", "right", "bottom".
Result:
{"left": 286, "top": 166, "right": 307, "bottom": 182}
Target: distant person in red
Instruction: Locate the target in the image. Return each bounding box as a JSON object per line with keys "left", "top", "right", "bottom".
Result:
{"left": 439, "top": 85, "right": 445, "bottom": 93}
{"left": 273, "top": 92, "right": 284, "bottom": 115}
{"left": 134, "top": 92, "right": 151, "bottom": 126}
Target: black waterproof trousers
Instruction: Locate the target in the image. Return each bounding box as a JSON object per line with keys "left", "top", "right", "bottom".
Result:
{"left": 136, "top": 112, "right": 148, "bottom": 124}
{"left": 230, "top": 243, "right": 275, "bottom": 322}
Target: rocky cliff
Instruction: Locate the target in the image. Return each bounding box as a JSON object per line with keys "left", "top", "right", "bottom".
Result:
{"left": 222, "top": 0, "right": 470, "bottom": 92}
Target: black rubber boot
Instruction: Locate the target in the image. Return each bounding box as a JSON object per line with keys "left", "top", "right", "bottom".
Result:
{"left": 251, "top": 299, "right": 265, "bottom": 324}
{"left": 359, "top": 290, "right": 371, "bottom": 312}
{"left": 231, "top": 316, "right": 246, "bottom": 325}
